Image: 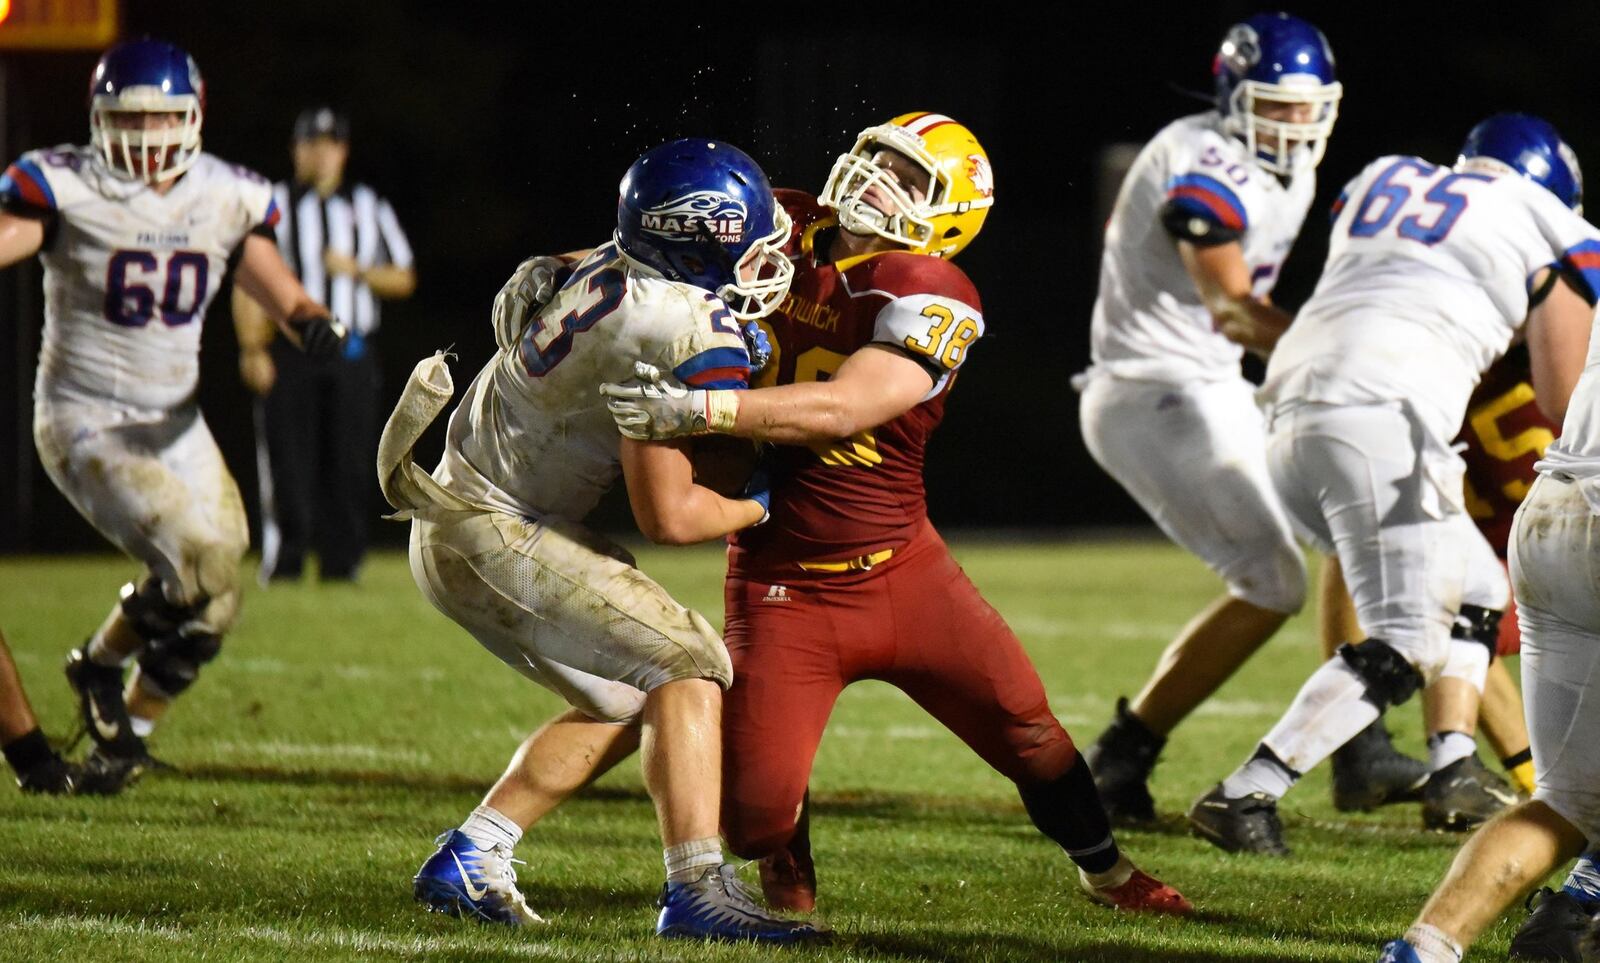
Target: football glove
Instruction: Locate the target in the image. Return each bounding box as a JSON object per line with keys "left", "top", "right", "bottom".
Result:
{"left": 601, "top": 362, "right": 741, "bottom": 440}
{"left": 493, "top": 255, "right": 572, "bottom": 352}
{"left": 740, "top": 447, "right": 775, "bottom": 527}
{"left": 289, "top": 313, "right": 346, "bottom": 358}
{"left": 741, "top": 321, "right": 772, "bottom": 375}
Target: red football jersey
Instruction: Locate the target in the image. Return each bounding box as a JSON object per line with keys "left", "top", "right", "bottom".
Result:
{"left": 727, "top": 190, "right": 986, "bottom": 573}
{"left": 1459, "top": 345, "right": 1557, "bottom": 557}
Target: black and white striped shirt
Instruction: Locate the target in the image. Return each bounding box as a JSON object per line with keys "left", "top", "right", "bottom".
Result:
{"left": 272, "top": 180, "right": 413, "bottom": 336}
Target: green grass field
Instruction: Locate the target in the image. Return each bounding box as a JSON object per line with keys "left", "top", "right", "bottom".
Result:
{"left": 0, "top": 540, "right": 1549, "bottom": 961}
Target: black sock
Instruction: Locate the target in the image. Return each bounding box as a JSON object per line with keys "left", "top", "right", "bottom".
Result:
{"left": 1017, "top": 754, "right": 1121, "bottom": 874}
{"left": 2, "top": 728, "right": 55, "bottom": 776}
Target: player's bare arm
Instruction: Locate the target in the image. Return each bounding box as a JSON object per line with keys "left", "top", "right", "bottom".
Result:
{"left": 233, "top": 232, "right": 345, "bottom": 355}
{"left": 604, "top": 344, "right": 933, "bottom": 443}
{"left": 1525, "top": 267, "right": 1593, "bottom": 422}
{"left": 1178, "top": 239, "right": 1292, "bottom": 356}
{"left": 231, "top": 286, "right": 278, "bottom": 396}
{"left": 619, "top": 438, "right": 766, "bottom": 545}
{"left": 0, "top": 211, "right": 45, "bottom": 270}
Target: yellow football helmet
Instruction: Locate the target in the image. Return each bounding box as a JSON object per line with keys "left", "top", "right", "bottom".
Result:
{"left": 820, "top": 112, "right": 994, "bottom": 259}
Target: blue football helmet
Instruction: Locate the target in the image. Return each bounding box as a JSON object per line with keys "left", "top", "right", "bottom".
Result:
{"left": 1458, "top": 113, "right": 1584, "bottom": 213}
{"left": 87, "top": 39, "right": 205, "bottom": 184}
{"left": 614, "top": 139, "right": 794, "bottom": 321}
{"left": 1213, "top": 12, "right": 1341, "bottom": 175}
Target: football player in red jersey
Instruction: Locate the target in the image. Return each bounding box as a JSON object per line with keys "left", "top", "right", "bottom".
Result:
{"left": 604, "top": 113, "right": 1190, "bottom": 917}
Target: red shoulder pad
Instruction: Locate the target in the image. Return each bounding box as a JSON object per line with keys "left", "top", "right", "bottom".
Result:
{"left": 845, "top": 251, "right": 982, "bottom": 311}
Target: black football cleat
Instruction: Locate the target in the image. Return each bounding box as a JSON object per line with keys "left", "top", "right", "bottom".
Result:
{"left": 15, "top": 754, "right": 79, "bottom": 795}
{"left": 1421, "top": 754, "right": 1516, "bottom": 832}
{"left": 1330, "top": 720, "right": 1428, "bottom": 812}
{"left": 73, "top": 745, "right": 166, "bottom": 796}
{"left": 1187, "top": 784, "right": 1290, "bottom": 856}
{"left": 1083, "top": 697, "right": 1165, "bottom": 824}
{"left": 64, "top": 646, "right": 147, "bottom": 758}
{"left": 1509, "top": 887, "right": 1590, "bottom": 962}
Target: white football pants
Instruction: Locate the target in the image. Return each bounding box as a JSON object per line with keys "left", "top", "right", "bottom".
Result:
{"left": 1079, "top": 373, "right": 1305, "bottom": 614}
{"left": 1511, "top": 473, "right": 1600, "bottom": 844}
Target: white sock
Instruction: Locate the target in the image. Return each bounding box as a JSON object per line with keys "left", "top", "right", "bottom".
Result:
{"left": 1255, "top": 657, "right": 1381, "bottom": 774}
{"left": 459, "top": 805, "right": 522, "bottom": 852}
{"left": 1079, "top": 854, "right": 1133, "bottom": 890}
{"left": 129, "top": 716, "right": 156, "bottom": 739}
{"left": 1427, "top": 731, "right": 1477, "bottom": 773}
{"left": 664, "top": 837, "right": 722, "bottom": 883}
{"left": 1403, "top": 923, "right": 1463, "bottom": 963}
{"left": 1222, "top": 747, "right": 1298, "bottom": 800}
{"left": 86, "top": 633, "right": 131, "bottom": 668}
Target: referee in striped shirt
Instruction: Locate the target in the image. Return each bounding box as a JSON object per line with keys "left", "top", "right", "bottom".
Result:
{"left": 234, "top": 107, "right": 416, "bottom": 583}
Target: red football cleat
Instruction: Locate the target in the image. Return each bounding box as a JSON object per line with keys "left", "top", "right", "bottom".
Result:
{"left": 1081, "top": 865, "right": 1193, "bottom": 916}
{"left": 758, "top": 845, "right": 817, "bottom": 913}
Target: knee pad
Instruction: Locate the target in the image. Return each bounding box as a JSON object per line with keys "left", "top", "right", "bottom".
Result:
{"left": 119, "top": 577, "right": 193, "bottom": 644}
{"left": 1230, "top": 544, "right": 1307, "bottom": 615}
{"left": 1452, "top": 604, "right": 1503, "bottom": 663}
{"left": 1337, "top": 639, "right": 1423, "bottom": 710}
{"left": 136, "top": 629, "right": 223, "bottom": 698}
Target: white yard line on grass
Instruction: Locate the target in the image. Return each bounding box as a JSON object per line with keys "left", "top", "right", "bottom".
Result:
{"left": 227, "top": 656, "right": 448, "bottom": 683}
{"left": 206, "top": 739, "right": 434, "bottom": 767}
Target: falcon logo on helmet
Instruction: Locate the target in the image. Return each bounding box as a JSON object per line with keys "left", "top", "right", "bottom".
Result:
{"left": 640, "top": 191, "right": 749, "bottom": 243}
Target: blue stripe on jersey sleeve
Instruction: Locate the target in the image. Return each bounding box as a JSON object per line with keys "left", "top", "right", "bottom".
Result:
{"left": 674, "top": 345, "right": 750, "bottom": 390}
{"left": 1164, "top": 173, "right": 1248, "bottom": 230}
{"left": 1559, "top": 239, "right": 1600, "bottom": 304}
{"left": 0, "top": 157, "right": 56, "bottom": 211}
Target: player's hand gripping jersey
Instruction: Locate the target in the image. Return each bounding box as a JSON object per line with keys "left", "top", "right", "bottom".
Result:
{"left": 0, "top": 146, "right": 279, "bottom": 410}
{"left": 1264, "top": 154, "right": 1600, "bottom": 439}
{"left": 727, "top": 190, "right": 984, "bottom": 571}
{"left": 438, "top": 242, "right": 751, "bottom": 520}
{"left": 1089, "top": 113, "right": 1315, "bottom": 381}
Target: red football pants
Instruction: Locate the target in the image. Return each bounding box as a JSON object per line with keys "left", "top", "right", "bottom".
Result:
{"left": 720, "top": 521, "right": 1078, "bottom": 859}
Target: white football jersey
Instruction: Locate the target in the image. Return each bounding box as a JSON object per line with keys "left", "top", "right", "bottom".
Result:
{"left": 1, "top": 146, "right": 278, "bottom": 410}
{"left": 1537, "top": 303, "right": 1600, "bottom": 508}
{"left": 1089, "top": 112, "right": 1316, "bottom": 382}
{"left": 1263, "top": 154, "right": 1600, "bottom": 440}
{"left": 438, "top": 243, "right": 751, "bottom": 520}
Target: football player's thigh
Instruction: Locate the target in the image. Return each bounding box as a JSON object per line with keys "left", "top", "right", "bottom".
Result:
{"left": 1517, "top": 589, "right": 1600, "bottom": 841}
{"left": 882, "top": 537, "right": 1075, "bottom": 784}
{"left": 720, "top": 576, "right": 849, "bottom": 857}
{"left": 408, "top": 519, "right": 645, "bottom": 723}
{"left": 1306, "top": 406, "right": 1457, "bottom": 664}
{"left": 1084, "top": 377, "right": 1287, "bottom": 560}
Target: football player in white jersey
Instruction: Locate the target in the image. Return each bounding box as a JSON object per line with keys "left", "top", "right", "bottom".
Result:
{"left": 1191, "top": 115, "right": 1597, "bottom": 864}
{"left": 1078, "top": 13, "right": 1373, "bottom": 821}
{"left": 387, "top": 139, "right": 820, "bottom": 943}
{"left": 0, "top": 40, "right": 345, "bottom": 791}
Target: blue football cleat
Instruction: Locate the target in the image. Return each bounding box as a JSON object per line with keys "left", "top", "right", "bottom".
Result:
{"left": 413, "top": 830, "right": 544, "bottom": 926}
{"left": 657, "top": 863, "right": 828, "bottom": 943}
{"left": 1377, "top": 939, "right": 1422, "bottom": 962}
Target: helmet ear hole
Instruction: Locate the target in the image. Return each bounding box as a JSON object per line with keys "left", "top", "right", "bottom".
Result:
{"left": 943, "top": 227, "right": 962, "bottom": 239}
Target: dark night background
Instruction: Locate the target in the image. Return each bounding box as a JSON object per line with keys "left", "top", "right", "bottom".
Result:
{"left": 2, "top": 2, "right": 1597, "bottom": 553}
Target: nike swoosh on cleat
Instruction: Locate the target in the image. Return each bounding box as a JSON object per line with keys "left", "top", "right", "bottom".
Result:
{"left": 88, "top": 700, "right": 121, "bottom": 743}
{"left": 450, "top": 851, "right": 490, "bottom": 901}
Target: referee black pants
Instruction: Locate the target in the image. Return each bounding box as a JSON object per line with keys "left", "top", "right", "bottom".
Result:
{"left": 256, "top": 336, "right": 380, "bottom": 581}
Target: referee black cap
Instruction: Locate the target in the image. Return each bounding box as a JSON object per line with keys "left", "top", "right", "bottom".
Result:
{"left": 293, "top": 106, "right": 350, "bottom": 143}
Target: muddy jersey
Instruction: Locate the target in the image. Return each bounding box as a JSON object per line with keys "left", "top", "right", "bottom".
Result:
{"left": 437, "top": 242, "right": 751, "bottom": 520}
{"left": 729, "top": 190, "right": 985, "bottom": 572}
{"left": 0, "top": 145, "right": 279, "bottom": 410}
{"left": 1459, "top": 347, "right": 1556, "bottom": 555}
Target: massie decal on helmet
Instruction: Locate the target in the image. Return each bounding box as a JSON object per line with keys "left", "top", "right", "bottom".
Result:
{"left": 639, "top": 191, "right": 748, "bottom": 244}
